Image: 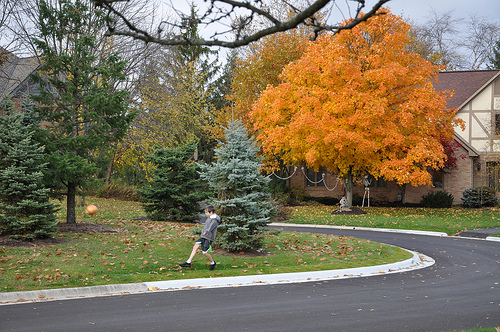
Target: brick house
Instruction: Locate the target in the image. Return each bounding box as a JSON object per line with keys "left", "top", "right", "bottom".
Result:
{"left": 287, "top": 70, "right": 500, "bottom": 205}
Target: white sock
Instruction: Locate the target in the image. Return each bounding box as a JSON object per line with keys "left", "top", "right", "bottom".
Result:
{"left": 210, "top": 261, "right": 215, "bottom": 265}
{"left": 186, "top": 259, "right": 192, "bottom": 263}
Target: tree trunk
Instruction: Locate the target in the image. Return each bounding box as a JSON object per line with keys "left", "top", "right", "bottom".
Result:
{"left": 105, "top": 151, "right": 115, "bottom": 185}
{"left": 401, "top": 183, "right": 407, "bottom": 205}
{"left": 344, "top": 168, "right": 354, "bottom": 208}
{"left": 66, "top": 182, "right": 77, "bottom": 224}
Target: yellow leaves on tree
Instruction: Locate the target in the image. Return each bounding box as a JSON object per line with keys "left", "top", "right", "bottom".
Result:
{"left": 116, "top": 62, "right": 212, "bottom": 179}
{"left": 251, "top": 8, "right": 460, "bottom": 188}
{"left": 218, "top": 29, "right": 310, "bottom": 131}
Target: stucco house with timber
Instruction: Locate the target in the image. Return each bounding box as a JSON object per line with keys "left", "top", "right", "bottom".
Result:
{"left": 287, "top": 70, "right": 500, "bottom": 205}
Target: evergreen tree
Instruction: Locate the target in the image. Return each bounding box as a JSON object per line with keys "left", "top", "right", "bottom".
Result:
{"left": 209, "top": 50, "right": 237, "bottom": 140}
{"left": 31, "top": 0, "right": 135, "bottom": 223}
{"left": 198, "top": 120, "right": 276, "bottom": 252}
{"left": 0, "top": 98, "right": 57, "bottom": 239}
{"left": 138, "top": 142, "right": 206, "bottom": 222}
{"left": 487, "top": 40, "right": 500, "bottom": 69}
{"left": 210, "top": 50, "right": 236, "bottom": 110}
{"left": 174, "top": 3, "right": 220, "bottom": 163}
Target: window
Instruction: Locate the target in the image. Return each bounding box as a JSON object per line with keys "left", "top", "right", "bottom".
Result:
{"left": 495, "top": 78, "right": 500, "bottom": 95}
{"left": 495, "top": 114, "right": 500, "bottom": 135}
{"left": 306, "top": 167, "right": 325, "bottom": 187}
{"left": 430, "top": 169, "right": 443, "bottom": 188}
{"left": 487, "top": 162, "right": 500, "bottom": 190}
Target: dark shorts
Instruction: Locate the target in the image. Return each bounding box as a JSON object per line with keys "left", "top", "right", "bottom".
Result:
{"left": 195, "top": 238, "right": 213, "bottom": 253}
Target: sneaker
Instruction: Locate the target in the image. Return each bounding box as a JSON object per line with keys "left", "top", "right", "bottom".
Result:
{"left": 209, "top": 262, "right": 216, "bottom": 270}
{"left": 179, "top": 262, "right": 191, "bottom": 268}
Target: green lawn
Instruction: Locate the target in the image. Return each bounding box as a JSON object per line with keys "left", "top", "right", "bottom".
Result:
{"left": 2, "top": 199, "right": 500, "bottom": 293}
{"left": 280, "top": 204, "right": 500, "bottom": 235}
{"left": 2, "top": 198, "right": 499, "bottom": 332}
{"left": 0, "top": 198, "right": 412, "bottom": 292}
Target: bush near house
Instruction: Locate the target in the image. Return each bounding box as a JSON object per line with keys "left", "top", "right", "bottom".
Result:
{"left": 303, "top": 196, "right": 340, "bottom": 206}
{"left": 421, "top": 191, "right": 454, "bottom": 208}
{"left": 461, "top": 187, "right": 498, "bottom": 208}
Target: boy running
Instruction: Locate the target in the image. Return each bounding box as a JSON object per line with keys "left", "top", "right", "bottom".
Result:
{"left": 179, "top": 205, "right": 220, "bottom": 270}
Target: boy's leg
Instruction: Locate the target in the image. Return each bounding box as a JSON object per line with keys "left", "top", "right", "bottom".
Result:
{"left": 187, "top": 243, "right": 200, "bottom": 262}
{"left": 203, "top": 251, "right": 216, "bottom": 270}
{"left": 201, "top": 241, "right": 216, "bottom": 270}
{"left": 202, "top": 251, "right": 213, "bottom": 262}
{"left": 180, "top": 242, "right": 200, "bottom": 267}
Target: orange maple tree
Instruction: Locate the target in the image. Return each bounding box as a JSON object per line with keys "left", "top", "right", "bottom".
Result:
{"left": 251, "top": 8, "right": 461, "bottom": 205}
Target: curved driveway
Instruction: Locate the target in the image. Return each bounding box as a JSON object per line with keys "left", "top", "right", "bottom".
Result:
{"left": 1, "top": 226, "right": 499, "bottom": 332}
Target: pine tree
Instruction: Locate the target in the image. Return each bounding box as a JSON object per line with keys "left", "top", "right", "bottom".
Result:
{"left": 487, "top": 40, "right": 500, "bottom": 69}
{"left": 31, "top": 0, "right": 135, "bottom": 223}
{"left": 198, "top": 120, "right": 276, "bottom": 252}
{"left": 0, "top": 98, "right": 57, "bottom": 239}
{"left": 138, "top": 142, "right": 206, "bottom": 222}
{"left": 174, "top": 3, "right": 220, "bottom": 163}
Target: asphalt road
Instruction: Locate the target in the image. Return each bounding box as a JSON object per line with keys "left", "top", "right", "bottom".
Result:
{"left": 1, "top": 226, "right": 499, "bottom": 332}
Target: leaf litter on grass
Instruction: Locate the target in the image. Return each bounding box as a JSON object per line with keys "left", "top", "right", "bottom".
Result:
{"left": 1, "top": 198, "right": 413, "bottom": 292}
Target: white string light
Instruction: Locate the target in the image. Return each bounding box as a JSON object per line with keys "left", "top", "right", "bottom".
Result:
{"left": 267, "top": 166, "right": 298, "bottom": 180}
{"left": 300, "top": 167, "right": 341, "bottom": 192}
{"left": 268, "top": 166, "right": 341, "bottom": 192}
{"left": 323, "top": 177, "right": 341, "bottom": 192}
{"left": 300, "top": 167, "right": 323, "bottom": 184}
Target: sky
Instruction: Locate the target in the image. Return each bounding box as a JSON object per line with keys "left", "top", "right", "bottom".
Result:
{"left": 4, "top": 0, "right": 497, "bottom": 57}
{"left": 171, "top": 0, "right": 500, "bottom": 42}
{"left": 380, "top": 0, "right": 500, "bottom": 23}
{"left": 172, "top": 0, "right": 500, "bottom": 25}
{"left": 168, "top": 0, "right": 500, "bottom": 67}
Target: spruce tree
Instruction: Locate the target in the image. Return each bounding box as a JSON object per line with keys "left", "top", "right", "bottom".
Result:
{"left": 0, "top": 98, "right": 57, "bottom": 239}
{"left": 138, "top": 142, "right": 206, "bottom": 222}
{"left": 198, "top": 119, "right": 275, "bottom": 252}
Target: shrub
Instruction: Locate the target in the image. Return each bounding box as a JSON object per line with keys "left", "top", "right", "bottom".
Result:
{"left": 352, "top": 194, "right": 364, "bottom": 207}
{"left": 421, "top": 191, "right": 454, "bottom": 208}
{"left": 270, "top": 183, "right": 309, "bottom": 206}
{"left": 138, "top": 142, "right": 206, "bottom": 222}
{"left": 97, "top": 181, "right": 141, "bottom": 201}
{"left": 461, "top": 187, "right": 498, "bottom": 208}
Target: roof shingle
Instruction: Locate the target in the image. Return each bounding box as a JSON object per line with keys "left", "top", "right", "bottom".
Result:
{"left": 435, "top": 70, "right": 500, "bottom": 110}
{"left": 0, "top": 47, "right": 39, "bottom": 100}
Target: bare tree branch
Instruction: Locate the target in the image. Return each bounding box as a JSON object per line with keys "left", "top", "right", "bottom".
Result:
{"left": 460, "top": 14, "right": 500, "bottom": 70}
{"left": 93, "top": 0, "right": 392, "bottom": 48}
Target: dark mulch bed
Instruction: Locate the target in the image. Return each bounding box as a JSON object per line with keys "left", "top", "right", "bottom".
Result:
{"left": 0, "top": 222, "right": 124, "bottom": 248}
{"left": 0, "top": 235, "right": 66, "bottom": 248}
{"left": 56, "top": 222, "right": 123, "bottom": 234}
{"left": 212, "top": 248, "right": 273, "bottom": 257}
